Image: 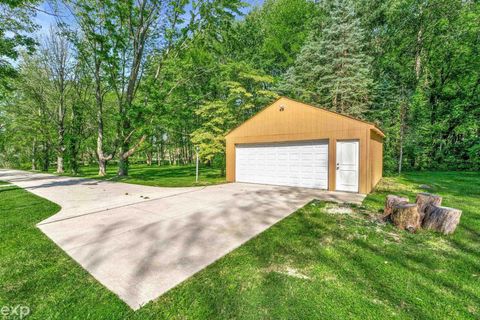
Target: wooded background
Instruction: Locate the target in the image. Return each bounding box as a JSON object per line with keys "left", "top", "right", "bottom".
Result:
{"left": 0, "top": 0, "right": 478, "bottom": 176}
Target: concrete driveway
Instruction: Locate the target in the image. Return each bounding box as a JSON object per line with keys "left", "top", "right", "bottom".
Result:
{"left": 0, "top": 169, "right": 364, "bottom": 309}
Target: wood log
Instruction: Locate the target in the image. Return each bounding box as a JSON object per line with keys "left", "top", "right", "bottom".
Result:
{"left": 422, "top": 205, "right": 462, "bottom": 235}
{"left": 383, "top": 195, "right": 409, "bottom": 220}
{"left": 416, "top": 193, "right": 442, "bottom": 222}
{"left": 391, "top": 203, "right": 420, "bottom": 233}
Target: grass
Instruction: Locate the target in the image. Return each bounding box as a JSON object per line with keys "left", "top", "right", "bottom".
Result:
{"left": 0, "top": 171, "right": 479, "bottom": 319}
{"left": 43, "top": 163, "right": 225, "bottom": 187}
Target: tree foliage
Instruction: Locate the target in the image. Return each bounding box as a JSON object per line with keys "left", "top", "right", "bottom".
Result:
{"left": 0, "top": 0, "right": 38, "bottom": 91}
{"left": 281, "top": 0, "right": 373, "bottom": 117}
{"left": 192, "top": 62, "right": 278, "bottom": 168}
{"left": 0, "top": 0, "right": 478, "bottom": 175}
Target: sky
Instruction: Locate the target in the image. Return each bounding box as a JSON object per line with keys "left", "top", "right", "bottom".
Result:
{"left": 34, "top": 0, "right": 265, "bottom": 37}
{"left": 33, "top": 2, "right": 63, "bottom": 37}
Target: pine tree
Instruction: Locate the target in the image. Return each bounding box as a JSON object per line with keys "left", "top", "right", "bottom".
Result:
{"left": 281, "top": 0, "right": 373, "bottom": 117}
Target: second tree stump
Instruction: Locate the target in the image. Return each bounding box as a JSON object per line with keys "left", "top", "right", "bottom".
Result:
{"left": 422, "top": 205, "right": 462, "bottom": 235}
{"left": 391, "top": 203, "right": 420, "bottom": 233}
{"left": 416, "top": 193, "right": 442, "bottom": 222}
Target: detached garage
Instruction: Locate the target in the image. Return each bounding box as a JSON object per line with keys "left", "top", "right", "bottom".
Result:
{"left": 225, "top": 97, "right": 384, "bottom": 194}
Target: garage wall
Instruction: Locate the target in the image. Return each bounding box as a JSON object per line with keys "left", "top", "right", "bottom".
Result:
{"left": 369, "top": 130, "right": 383, "bottom": 190}
{"left": 225, "top": 97, "right": 384, "bottom": 194}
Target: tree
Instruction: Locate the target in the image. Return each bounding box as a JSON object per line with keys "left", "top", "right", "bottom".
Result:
{"left": 192, "top": 62, "right": 278, "bottom": 174}
{"left": 41, "top": 26, "right": 73, "bottom": 173}
{"left": 1, "top": 0, "right": 478, "bottom": 175}
{"left": 104, "top": 0, "right": 160, "bottom": 176}
{"left": 2, "top": 53, "right": 54, "bottom": 170}
{"left": 67, "top": 56, "right": 92, "bottom": 174}
{"left": 110, "top": 0, "right": 246, "bottom": 176}
{"left": 65, "top": 0, "right": 245, "bottom": 176}
{"left": 0, "top": 0, "right": 38, "bottom": 91}
{"left": 281, "top": 0, "right": 373, "bottom": 117}
{"left": 63, "top": 0, "right": 122, "bottom": 176}
{"left": 139, "top": 0, "right": 247, "bottom": 168}
{"left": 364, "top": 0, "right": 480, "bottom": 171}
{"left": 226, "top": 0, "right": 318, "bottom": 76}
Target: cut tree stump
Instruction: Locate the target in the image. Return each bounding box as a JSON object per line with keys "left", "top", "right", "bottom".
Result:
{"left": 422, "top": 205, "right": 462, "bottom": 235}
{"left": 383, "top": 195, "right": 409, "bottom": 220}
{"left": 416, "top": 193, "right": 442, "bottom": 222}
{"left": 391, "top": 203, "right": 420, "bottom": 233}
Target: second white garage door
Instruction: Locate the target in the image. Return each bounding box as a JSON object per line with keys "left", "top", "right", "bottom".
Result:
{"left": 235, "top": 141, "right": 328, "bottom": 189}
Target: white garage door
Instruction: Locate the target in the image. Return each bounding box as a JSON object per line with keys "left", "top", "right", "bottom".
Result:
{"left": 235, "top": 141, "right": 328, "bottom": 189}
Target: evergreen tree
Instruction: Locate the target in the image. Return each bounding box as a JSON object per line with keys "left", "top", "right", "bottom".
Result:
{"left": 281, "top": 0, "right": 373, "bottom": 117}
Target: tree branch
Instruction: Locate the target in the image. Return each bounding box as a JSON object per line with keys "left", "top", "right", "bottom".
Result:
{"left": 122, "top": 134, "right": 147, "bottom": 159}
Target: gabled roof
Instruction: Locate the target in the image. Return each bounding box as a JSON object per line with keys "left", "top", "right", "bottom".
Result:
{"left": 225, "top": 96, "right": 385, "bottom": 138}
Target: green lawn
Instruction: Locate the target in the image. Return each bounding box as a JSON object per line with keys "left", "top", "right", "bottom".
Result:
{"left": 1, "top": 171, "right": 479, "bottom": 319}
{"left": 44, "top": 164, "right": 225, "bottom": 187}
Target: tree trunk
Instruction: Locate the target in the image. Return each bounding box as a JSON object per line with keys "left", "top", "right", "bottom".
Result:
{"left": 56, "top": 120, "right": 65, "bottom": 174}
{"left": 98, "top": 158, "right": 107, "bottom": 176}
{"left": 179, "top": 141, "right": 184, "bottom": 165}
{"left": 118, "top": 134, "right": 146, "bottom": 176}
{"left": 422, "top": 205, "right": 462, "bottom": 235}
{"left": 94, "top": 59, "right": 112, "bottom": 177}
{"left": 160, "top": 141, "right": 165, "bottom": 165}
{"left": 146, "top": 151, "right": 153, "bottom": 165}
{"left": 42, "top": 142, "right": 50, "bottom": 171}
{"left": 220, "top": 153, "right": 226, "bottom": 177}
{"left": 117, "top": 107, "right": 131, "bottom": 177}
{"left": 96, "top": 121, "right": 109, "bottom": 176}
{"left": 415, "top": 193, "right": 442, "bottom": 223}
{"left": 398, "top": 98, "right": 407, "bottom": 175}
{"left": 391, "top": 203, "right": 420, "bottom": 233}
{"left": 383, "top": 195, "right": 409, "bottom": 220}
{"left": 398, "top": 142, "right": 403, "bottom": 174}
{"left": 70, "top": 99, "right": 81, "bottom": 175}
{"left": 118, "top": 155, "right": 129, "bottom": 176}
{"left": 31, "top": 139, "right": 37, "bottom": 171}
{"left": 156, "top": 144, "right": 161, "bottom": 166}
{"left": 415, "top": 27, "right": 423, "bottom": 80}
{"left": 56, "top": 156, "right": 64, "bottom": 174}
{"left": 56, "top": 112, "right": 66, "bottom": 174}
{"left": 70, "top": 135, "right": 79, "bottom": 175}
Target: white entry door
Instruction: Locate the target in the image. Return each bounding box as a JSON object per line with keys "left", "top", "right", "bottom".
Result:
{"left": 235, "top": 141, "right": 328, "bottom": 189}
{"left": 336, "top": 140, "right": 359, "bottom": 192}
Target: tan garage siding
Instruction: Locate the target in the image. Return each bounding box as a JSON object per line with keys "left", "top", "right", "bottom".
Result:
{"left": 225, "top": 97, "right": 384, "bottom": 194}
{"left": 369, "top": 130, "right": 383, "bottom": 190}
